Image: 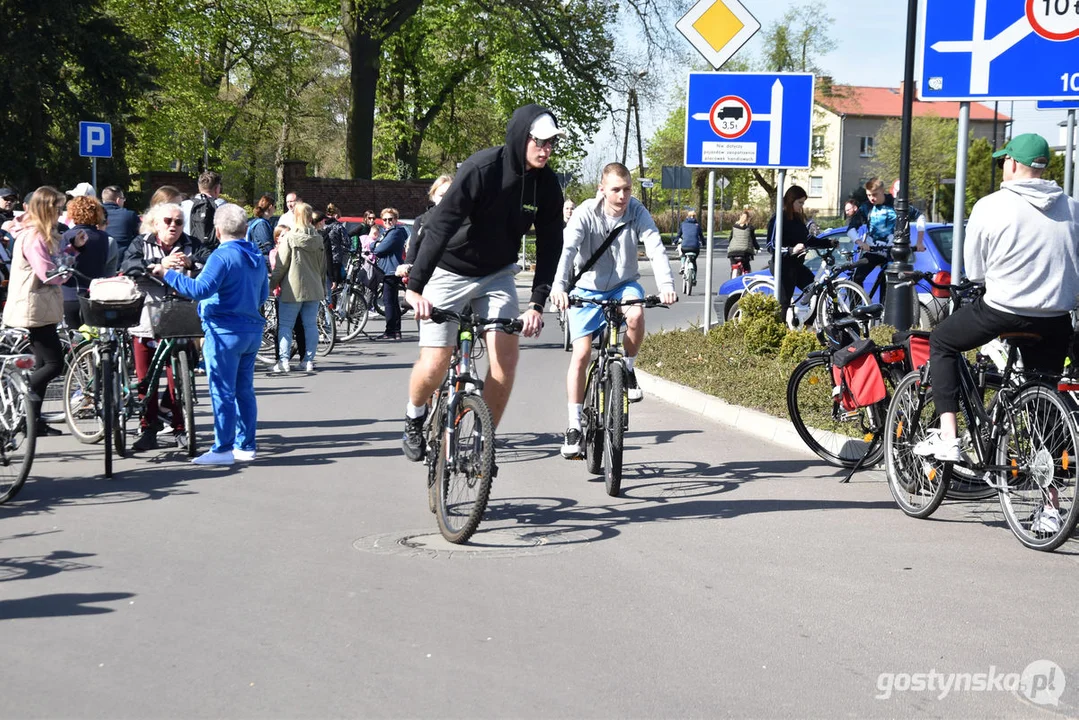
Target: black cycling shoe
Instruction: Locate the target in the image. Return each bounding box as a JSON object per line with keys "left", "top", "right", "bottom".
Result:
{"left": 132, "top": 429, "right": 159, "bottom": 452}
{"left": 402, "top": 412, "right": 427, "bottom": 462}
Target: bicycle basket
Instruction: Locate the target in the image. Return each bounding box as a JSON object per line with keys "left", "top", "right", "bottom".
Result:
{"left": 79, "top": 293, "right": 146, "bottom": 328}
{"left": 150, "top": 296, "right": 203, "bottom": 338}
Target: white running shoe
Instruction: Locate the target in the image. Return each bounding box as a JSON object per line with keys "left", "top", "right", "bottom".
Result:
{"left": 561, "top": 428, "right": 583, "bottom": 459}
{"left": 233, "top": 448, "right": 256, "bottom": 462}
{"left": 303, "top": 361, "right": 315, "bottom": 372}
{"left": 192, "top": 450, "right": 235, "bottom": 466}
{"left": 270, "top": 361, "right": 290, "bottom": 374}
{"left": 911, "top": 429, "right": 961, "bottom": 463}
{"left": 1031, "top": 505, "right": 1063, "bottom": 535}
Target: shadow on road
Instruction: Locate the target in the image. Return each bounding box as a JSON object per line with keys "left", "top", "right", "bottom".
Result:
{"left": 0, "top": 592, "right": 135, "bottom": 620}
{"left": 0, "top": 549, "right": 98, "bottom": 583}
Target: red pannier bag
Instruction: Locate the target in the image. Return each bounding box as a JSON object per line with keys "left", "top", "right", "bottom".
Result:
{"left": 893, "top": 330, "right": 931, "bottom": 372}
{"left": 831, "top": 338, "right": 887, "bottom": 411}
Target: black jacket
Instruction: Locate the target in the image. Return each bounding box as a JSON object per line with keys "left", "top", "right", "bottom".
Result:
{"left": 121, "top": 232, "right": 201, "bottom": 276}
{"left": 407, "top": 103, "right": 564, "bottom": 307}
{"left": 103, "top": 202, "right": 140, "bottom": 254}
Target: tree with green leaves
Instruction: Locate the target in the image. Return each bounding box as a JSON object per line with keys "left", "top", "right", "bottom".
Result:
{"left": 0, "top": 0, "right": 154, "bottom": 192}
{"left": 869, "top": 115, "right": 958, "bottom": 219}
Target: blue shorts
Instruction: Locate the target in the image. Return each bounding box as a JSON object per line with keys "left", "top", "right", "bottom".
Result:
{"left": 568, "top": 281, "right": 644, "bottom": 342}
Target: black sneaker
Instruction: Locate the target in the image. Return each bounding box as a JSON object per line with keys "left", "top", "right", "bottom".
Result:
{"left": 402, "top": 411, "right": 427, "bottom": 462}
{"left": 35, "top": 422, "right": 63, "bottom": 437}
{"left": 561, "top": 428, "right": 583, "bottom": 459}
{"left": 132, "top": 429, "right": 159, "bottom": 452}
{"left": 626, "top": 369, "right": 643, "bottom": 403}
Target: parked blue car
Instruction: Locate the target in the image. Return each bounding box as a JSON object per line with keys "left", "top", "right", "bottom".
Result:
{"left": 713, "top": 222, "right": 955, "bottom": 329}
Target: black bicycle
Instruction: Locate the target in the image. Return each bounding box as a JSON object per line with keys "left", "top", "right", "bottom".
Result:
{"left": 421, "top": 306, "right": 522, "bottom": 544}
{"left": 570, "top": 294, "right": 665, "bottom": 497}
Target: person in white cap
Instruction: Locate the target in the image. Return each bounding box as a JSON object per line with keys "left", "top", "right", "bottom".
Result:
{"left": 401, "top": 104, "right": 566, "bottom": 463}
{"left": 67, "top": 182, "right": 96, "bottom": 198}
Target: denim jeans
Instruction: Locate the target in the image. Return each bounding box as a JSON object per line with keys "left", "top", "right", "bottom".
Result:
{"left": 278, "top": 300, "right": 319, "bottom": 363}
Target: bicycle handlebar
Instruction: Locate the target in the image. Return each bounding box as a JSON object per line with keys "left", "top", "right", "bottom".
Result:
{"left": 429, "top": 307, "right": 524, "bottom": 334}
{"left": 567, "top": 294, "right": 667, "bottom": 309}
{"left": 896, "top": 270, "right": 983, "bottom": 297}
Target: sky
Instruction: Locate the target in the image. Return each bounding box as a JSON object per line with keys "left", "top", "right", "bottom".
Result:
{"left": 585, "top": 0, "right": 1075, "bottom": 178}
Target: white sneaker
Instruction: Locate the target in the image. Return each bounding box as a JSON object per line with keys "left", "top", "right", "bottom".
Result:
{"left": 233, "top": 448, "right": 256, "bottom": 462}
{"left": 271, "top": 361, "right": 290, "bottom": 374}
{"left": 303, "top": 361, "right": 315, "bottom": 372}
{"left": 561, "top": 428, "right": 583, "bottom": 459}
{"left": 1031, "top": 505, "right": 1063, "bottom": 535}
{"left": 911, "top": 429, "right": 961, "bottom": 462}
{"left": 192, "top": 449, "right": 234, "bottom": 466}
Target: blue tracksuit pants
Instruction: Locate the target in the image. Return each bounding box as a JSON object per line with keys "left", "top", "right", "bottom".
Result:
{"left": 203, "top": 326, "right": 262, "bottom": 454}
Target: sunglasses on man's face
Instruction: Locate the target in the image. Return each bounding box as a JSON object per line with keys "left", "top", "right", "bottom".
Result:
{"left": 0, "top": 196, "right": 15, "bottom": 203}
{"left": 162, "top": 217, "right": 184, "bottom": 227}
{"left": 996, "top": 156, "right": 1009, "bottom": 169}
{"left": 382, "top": 216, "right": 395, "bottom": 222}
{"left": 530, "top": 135, "right": 559, "bottom": 150}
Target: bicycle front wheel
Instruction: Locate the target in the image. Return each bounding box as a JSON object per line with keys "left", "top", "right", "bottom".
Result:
{"left": 338, "top": 287, "right": 370, "bottom": 342}
{"left": 256, "top": 299, "right": 277, "bottom": 366}
{"left": 64, "top": 344, "right": 104, "bottom": 444}
{"left": 435, "top": 394, "right": 495, "bottom": 544}
{"left": 178, "top": 349, "right": 197, "bottom": 457}
{"left": 603, "top": 362, "right": 626, "bottom": 497}
{"left": 996, "top": 384, "right": 1079, "bottom": 552}
{"left": 884, "top": 371, "right": 950, "bottom": 518}
{"left": 787, "top": 355, "right": 885, "bottom": 468}
{"left": 583, "top": 363, "right": 603, "bottom": 474}
{"left": 0, "top": 378, "right": 36, "bottom": 504}
{"left": 815, "top": 280, "right": 870, "bottom": 331}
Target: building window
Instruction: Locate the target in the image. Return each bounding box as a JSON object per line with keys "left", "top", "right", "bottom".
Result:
{"left": 809, "top": 176, "right": 824, "bottom": 197}
{"left": 859, "top": 136, "right": 875, "bottom": 157}
{"left": 812, "top": 134, "right": 825, "bottom": 158}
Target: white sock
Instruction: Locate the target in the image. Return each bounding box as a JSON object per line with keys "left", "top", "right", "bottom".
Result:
{"left": 568, "top": 403, "right": 582, "bottom": 430}
{"left": 624, "top": 356, "right": 636, "bottom": 372}
{"left": 406, "top": 402, "right": 426, "bottom": 419}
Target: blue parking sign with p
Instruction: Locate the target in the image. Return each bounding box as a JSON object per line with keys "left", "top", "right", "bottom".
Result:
{"left": 79, "top": 122, "right": 112, "bottom": 158}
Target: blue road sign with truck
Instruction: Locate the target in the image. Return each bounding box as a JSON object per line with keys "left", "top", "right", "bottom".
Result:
{"left": 920, "top": 0, "right": 1079, "bottom": 101}
{"left": 684, "top": 72, "right": 814, "bottom": 169}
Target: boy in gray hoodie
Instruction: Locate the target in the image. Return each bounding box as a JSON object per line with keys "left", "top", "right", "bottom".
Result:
{"left": 550, "top": 162, "right": 677, "bottom": 459}
{"left": 915, "top": 134, "right": 1079, "bottom": 483}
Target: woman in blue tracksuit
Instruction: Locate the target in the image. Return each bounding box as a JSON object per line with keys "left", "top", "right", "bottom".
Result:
{"left": 153, "top": 203, "right": 270, "bottom": 466}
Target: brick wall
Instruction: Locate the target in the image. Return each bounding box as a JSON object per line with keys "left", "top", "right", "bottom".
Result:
{"left": 142, "top": 162, "right": 434, "bottom": 219}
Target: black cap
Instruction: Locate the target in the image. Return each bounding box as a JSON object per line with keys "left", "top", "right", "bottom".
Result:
{"left": 0, "top": 188, "right": 17, "bottom": 200}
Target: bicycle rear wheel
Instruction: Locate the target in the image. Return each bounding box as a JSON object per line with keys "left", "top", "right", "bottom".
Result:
{"left": 0, "top": 377, "right": 36, "bottom": 504}
{"left": 338, "top": 287, "right": 370, "bottom": 342}
{"left": 787, "top": 355, "right": 885, "bottom": 468}
{"left": 435, "top": 394, "right": 495, "bottom": 544}
{"left": 178, "top": 349, "right": 197, "bottom": 457}
{"left": 603, "top": 362, "right": 626, "bottom": 497}
{"left": 996, "top": 384, "right": 1079, "bottom": 552}
{"left": 256, "top": 299, "right": 277, "bottom": 366}
{"left": 884, "top": 371, "right": 950, "bottom": 518}
{"left": 64, "top": 344, "right": 104, "bottom": 444}
{"left": 815, "top": 280, "right": 870, "bottom": 331}
{"left": 682, "top": 266, "right": 692, "bottom": 296}
{"left": 316, "top": 301, "right": 336, "bottom": 357}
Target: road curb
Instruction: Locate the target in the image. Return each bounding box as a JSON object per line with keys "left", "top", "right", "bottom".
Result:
{"left": 635, "top": 368, "right": 817, "bottom": 458}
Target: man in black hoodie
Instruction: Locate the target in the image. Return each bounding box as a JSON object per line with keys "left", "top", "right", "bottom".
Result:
{"left": 402, "top": 104, "right": 565, "bottom": 461}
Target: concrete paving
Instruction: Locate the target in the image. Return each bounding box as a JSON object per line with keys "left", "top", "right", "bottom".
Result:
{"left": 1, "top": 260, "right": 1078, "bottom": 718}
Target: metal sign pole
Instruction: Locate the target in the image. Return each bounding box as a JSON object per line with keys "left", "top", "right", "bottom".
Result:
{"left": 91, "top": 157, "right": 97, "bottom": 194}
{"left": 703, "top": 170, "right": 716, "bottom": 331}
{"left": 1066, "top": 109, "right": 1076, "bottom": 196}
{"left": 773, "top": 170, "right": 785, "bottom": 302}
{"left": 951, "top": 102, "right": 970, "bottom": 299}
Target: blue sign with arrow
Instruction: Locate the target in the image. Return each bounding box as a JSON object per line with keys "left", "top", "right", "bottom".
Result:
{"left": 920, "top": 0, "right": 1079, "bottom": 101}
{"left": 684, "top": 72, "right": 814, "bottom": 169}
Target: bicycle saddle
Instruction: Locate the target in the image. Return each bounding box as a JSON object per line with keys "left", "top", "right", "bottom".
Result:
{"left": 851, "top": 303, "right": 884, "bottom": 321}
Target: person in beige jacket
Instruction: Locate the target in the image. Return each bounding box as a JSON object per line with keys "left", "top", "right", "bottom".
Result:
{"left": 3, "top": 186, "right": 87, "bottom": 436}
{"left": 269, "top": 202, "right": 326, "bottom": 372}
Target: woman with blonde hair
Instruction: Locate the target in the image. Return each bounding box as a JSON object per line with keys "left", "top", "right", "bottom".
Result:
{"left": 270, "top": 202, "right": 326, "bottom": 372}
{"left": 2, "top": 187, "right": 88, "bottom": 436}
{"left": 400, "top": 174, "right": 452, "bottom": 277}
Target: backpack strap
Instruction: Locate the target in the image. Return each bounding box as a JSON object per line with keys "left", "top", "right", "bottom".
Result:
{"left": 567, "top": 223, "right": 629, "bottom": 291}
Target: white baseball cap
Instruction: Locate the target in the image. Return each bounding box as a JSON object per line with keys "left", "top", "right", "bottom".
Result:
{"left": 67, "top": 182, "right": 96, "bottom": 198}
{"left": 528, "top": 113, "right": 566, "bottom": 141}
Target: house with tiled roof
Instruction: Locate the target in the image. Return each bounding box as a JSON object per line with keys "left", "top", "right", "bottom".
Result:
{"left": 789, "top": 81, "right": 1009, "bottom": 215}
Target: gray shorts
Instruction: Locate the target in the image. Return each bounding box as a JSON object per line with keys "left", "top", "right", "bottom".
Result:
{"left": 418, "top": 265, "right": 520, "bottom": 347}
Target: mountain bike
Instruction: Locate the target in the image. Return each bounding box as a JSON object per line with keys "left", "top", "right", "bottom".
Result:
{"left": 570, "top": 294, "right": 665, "bottom": 497}
{"left": 884, "top": 293, "right": 1079, "bottom": 552}
{"left": 421, "top": 306, "right": 522, "bottom": 544}
{"left": 0, "top": 352, "right": 38, "bottom": 504}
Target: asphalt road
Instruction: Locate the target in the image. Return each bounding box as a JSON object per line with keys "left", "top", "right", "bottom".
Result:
{"left": 2, "top": 259, "right": 1077, "bottom": 718}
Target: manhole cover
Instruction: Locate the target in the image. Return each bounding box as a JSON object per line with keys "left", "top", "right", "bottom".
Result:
{"left": 354, "top": 525, "right": 602, "bottom": 558}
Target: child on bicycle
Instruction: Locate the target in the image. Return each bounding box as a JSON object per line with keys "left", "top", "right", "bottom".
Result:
{"left": 549, "top": 162, "right": 677, "bottom": 459}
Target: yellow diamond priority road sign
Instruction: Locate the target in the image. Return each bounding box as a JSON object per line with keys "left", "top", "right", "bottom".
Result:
{"left": 676, "top": 0, "right": 760, "bottom": 70}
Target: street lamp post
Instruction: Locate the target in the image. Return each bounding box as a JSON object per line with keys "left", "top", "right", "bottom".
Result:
{"left": 884, "top": 0, "right": 919, "bottom": 331}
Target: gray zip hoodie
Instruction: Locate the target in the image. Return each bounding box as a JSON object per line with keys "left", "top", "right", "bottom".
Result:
{"left": 965, "top": 179, "right": 1079, "bottom": 317}
{"left": 552, "top": 196, "right": 675, "bottom": 295}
